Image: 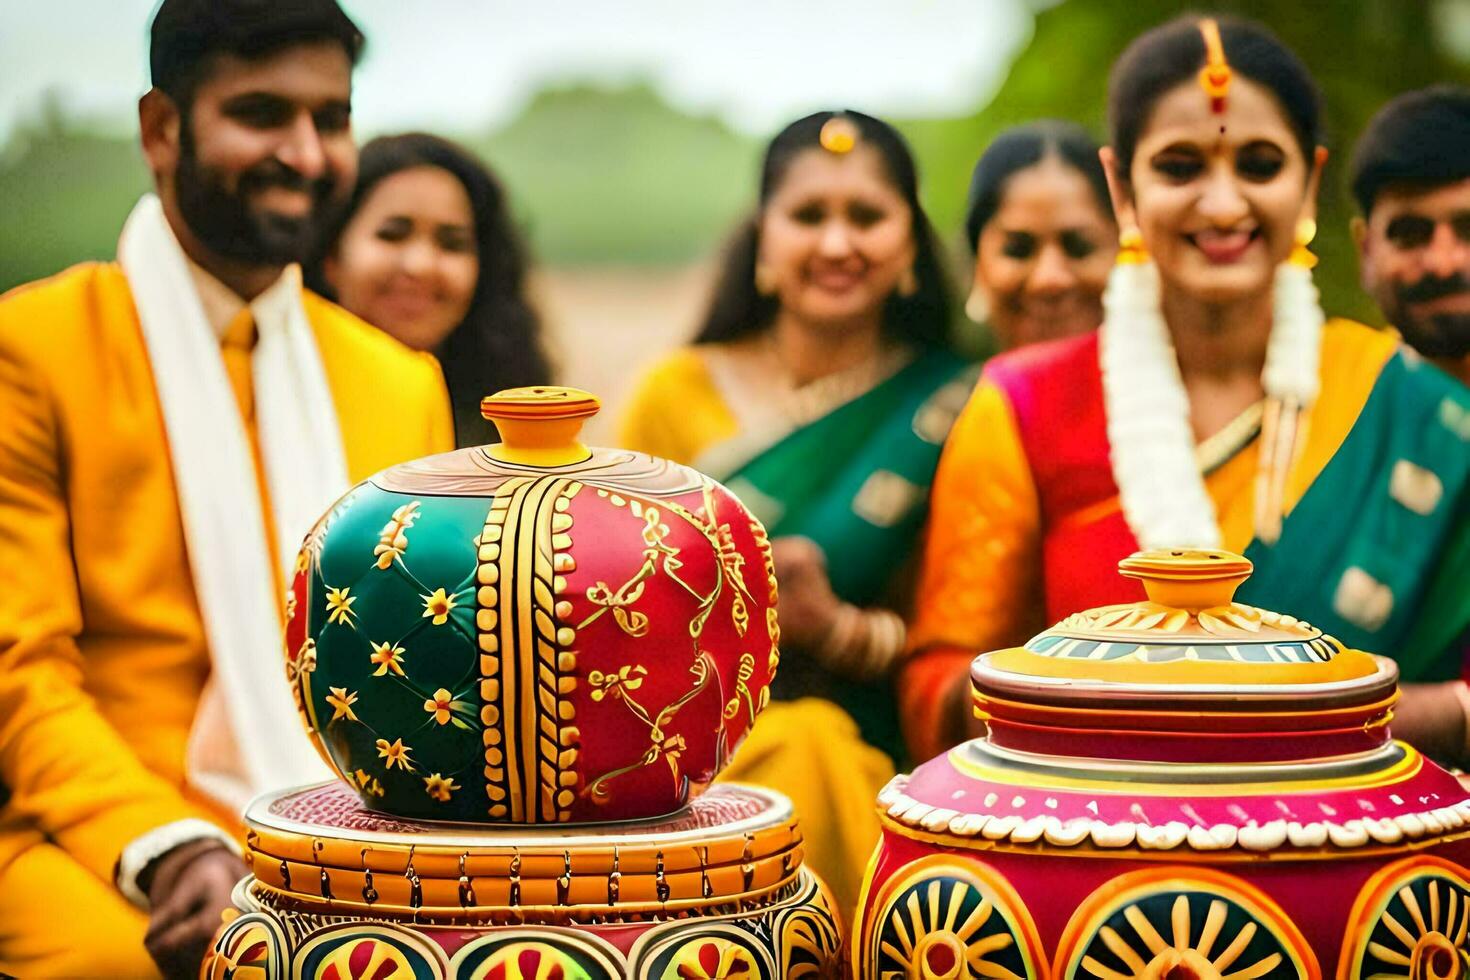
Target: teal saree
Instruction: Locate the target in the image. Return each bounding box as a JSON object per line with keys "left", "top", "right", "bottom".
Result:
{"left": 1239, "top": 350, "right": 1470, "bottom": 681}
{"left": 703, "top": 347, "right": 976, "bottom": 762}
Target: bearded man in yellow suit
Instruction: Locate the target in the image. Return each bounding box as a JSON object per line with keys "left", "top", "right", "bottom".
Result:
{"left": 0, "top": 2, "right": 455, "bottom": 976}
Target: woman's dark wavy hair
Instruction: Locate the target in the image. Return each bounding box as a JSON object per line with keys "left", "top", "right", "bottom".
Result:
{"left": 306, "top": 133, "right": 552, "bottom": 446}
{"left": 694, "top": 110, "right": 954, "bottom": 349}
{"left": 1108, "top": 15, "right": 1323, "bottom": 180}
{"left": 963, "top": 120, "right": 1112, "bottom": 252}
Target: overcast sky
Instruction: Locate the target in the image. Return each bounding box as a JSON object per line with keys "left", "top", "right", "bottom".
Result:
{"left": 0, "top": 0, "right": 1033, "bottom": 139}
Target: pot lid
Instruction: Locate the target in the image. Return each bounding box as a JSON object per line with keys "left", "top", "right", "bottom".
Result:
{"left": 975, "top": 549, "right": 1385, "bottom": 694}
{"left": 371, "top": 386, "right": 703, "bottom": 497}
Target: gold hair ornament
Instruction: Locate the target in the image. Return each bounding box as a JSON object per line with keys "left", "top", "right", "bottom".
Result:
{"left": 1198, "top": 18, "right": 1232, "bottom": 114}
{"left": 818, "top": 115, "right": 859, "bottom": 155}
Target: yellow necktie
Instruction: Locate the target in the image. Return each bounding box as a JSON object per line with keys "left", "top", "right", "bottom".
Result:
{"left": 220, "top": 307, "right": 257, "bottom": 425}
{"left": 219, "top": 308, "right": 284, "bottom": 601}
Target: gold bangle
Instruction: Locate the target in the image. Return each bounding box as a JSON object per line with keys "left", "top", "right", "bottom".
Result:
{"left": 817, "top": 603, "right": 865, "bottom": 668}
{"left": 818, "top": 605, "right": 907, "bottom": 680}
{"left": 860, "top": 609, "right": 907, "bottom": 678}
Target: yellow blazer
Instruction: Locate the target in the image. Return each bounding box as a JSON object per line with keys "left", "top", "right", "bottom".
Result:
{"left": 0, "top": 262, "right": 454, "bottom": 885}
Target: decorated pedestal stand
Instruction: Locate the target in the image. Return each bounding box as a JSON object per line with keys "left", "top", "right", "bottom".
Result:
{"left": 202, "top": 387, "right": 842, "bottom": 979}
{"left": 855, "top": 550, "right": 1470, "bottom": 979}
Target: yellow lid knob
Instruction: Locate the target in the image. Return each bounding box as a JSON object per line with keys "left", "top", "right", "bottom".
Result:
{"left": 480, "top": 387, "right": 600, "bottom": 467}
{"left": 1117, "top": 549, "right": 1253, "bottom": 612}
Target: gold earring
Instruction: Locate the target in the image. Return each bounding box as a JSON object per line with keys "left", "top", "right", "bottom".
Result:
{"left": 898, "top": 266, "right": 918, "bottom": 297}
{"left": 754, "top": 263, "right": 777, "bottom": 296}
{"left": 1117, "top": 226, "right": 1148, "bottom": 265}
{"left": 1290, "top": 218, "right": 1318, "bottom": 269}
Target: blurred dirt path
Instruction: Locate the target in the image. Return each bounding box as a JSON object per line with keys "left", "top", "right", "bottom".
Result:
{"left": 531, "top": 262, "right": 716, "bottom": 443}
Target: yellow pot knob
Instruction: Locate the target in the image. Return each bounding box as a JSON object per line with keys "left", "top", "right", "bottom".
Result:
{"left": 1117, "top": 548, "right": 1254, "bottom": 612}
{"left": 480, "top": 386, "right": 600, "bottom": 467}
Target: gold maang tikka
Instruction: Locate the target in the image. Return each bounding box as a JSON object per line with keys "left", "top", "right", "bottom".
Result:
{"left": 1198, "top": 18, "right": 1232, "bottom": 115}
{"left": 819, "top": 114, "right": 860, "bottom": 154}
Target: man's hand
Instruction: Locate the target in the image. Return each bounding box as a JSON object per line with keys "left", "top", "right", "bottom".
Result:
{"left": 769, "top": 536, "right": 843, "bottom": 651}
{"left": 142, "top": 840, "right": 247, "bottom": 979}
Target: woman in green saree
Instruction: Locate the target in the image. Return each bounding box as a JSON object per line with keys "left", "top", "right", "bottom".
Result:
{"left": 618, "top": 110, "right": 972, "bottom": 914}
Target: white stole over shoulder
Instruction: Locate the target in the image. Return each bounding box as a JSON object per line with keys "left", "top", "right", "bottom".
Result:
{"left": 118, "top": 194, "right": 342, "bottom": 814}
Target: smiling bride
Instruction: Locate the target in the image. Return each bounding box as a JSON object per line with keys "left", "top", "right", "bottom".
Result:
{"left": 901, "top": 15, "right": 1470, "bottom": 766}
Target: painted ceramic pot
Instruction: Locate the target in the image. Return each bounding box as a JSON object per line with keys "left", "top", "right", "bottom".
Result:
{"left": 283, "top": 388, "right": 780, "bottom": 824}
{"left": 205, "top": 387, "right": 841, "bottom": 977}
{"left": 854, "top": 550, "right": 1470, "bottom": 979}
{"left": 202, "top": 782, "right": 843, "bottom": 979}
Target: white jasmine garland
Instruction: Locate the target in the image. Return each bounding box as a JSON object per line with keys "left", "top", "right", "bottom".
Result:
{"left": 1264, "top": 261, "right": 1324, "bottom": 404}
{"left": 1100, "top": 254, "right": 1323, "bottom": 551}
{"left": 1255, "top": 260, "right": 1324, "bottom": 543}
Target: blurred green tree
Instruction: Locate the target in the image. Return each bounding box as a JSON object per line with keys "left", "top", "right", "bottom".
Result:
{"left": 0, "top": 83, "right": 760, "bottom": 291}
{"left": 1, "top": 1, "right": 1466, "bottom": 316}
{"left": 0, "top": 94, "right": 148, "bottom": 291}
{"left": 468, "top": 82, "right": 759, "bottom": 265}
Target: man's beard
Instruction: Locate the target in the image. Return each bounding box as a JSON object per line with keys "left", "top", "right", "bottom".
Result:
{"left": 174, "top": 125, "right": 337, "bottom": 267}
{"left": 1391, "top": 272, "right": 1470, "bottom": 360}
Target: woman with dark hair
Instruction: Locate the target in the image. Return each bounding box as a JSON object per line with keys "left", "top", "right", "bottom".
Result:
{"left": 904, "top": 16, "right": 1470, "bottom": 762}
{"left": 618, "top": 110, "right": 973, "bottom": 913}
{"left": 963, "top": 120, "right": 1117, "bottom": 350}
{"left": 307, "top": 133, "right": 552, "bottom": 445}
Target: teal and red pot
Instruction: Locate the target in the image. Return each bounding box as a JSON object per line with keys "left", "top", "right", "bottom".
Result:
{"left": 283, "top": 387, "right": 781, "bottom": 825}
